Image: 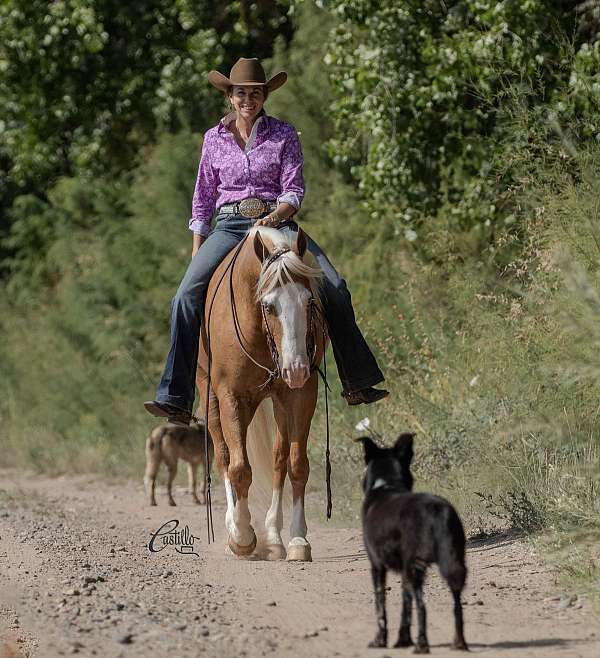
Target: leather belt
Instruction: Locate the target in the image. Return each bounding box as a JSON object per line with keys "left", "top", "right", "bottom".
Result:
{"left": 218, "top": 198, "right": 277, "bottom": 219}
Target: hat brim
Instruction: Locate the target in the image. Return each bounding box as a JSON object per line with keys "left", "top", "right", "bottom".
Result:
{"left": 208, "top": 70, "right": 287, "bottom": 93}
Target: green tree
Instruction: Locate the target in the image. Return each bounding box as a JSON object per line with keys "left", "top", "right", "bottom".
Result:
{"left": 322, "top": 0, "right": 600, "bottom": 236}
{"left": 0, "top": 0, "right": 293, "bottom": 271}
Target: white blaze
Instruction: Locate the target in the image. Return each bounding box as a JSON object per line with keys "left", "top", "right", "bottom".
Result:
{"left": 262, "top": 282, "right": 311, "bottom": 389}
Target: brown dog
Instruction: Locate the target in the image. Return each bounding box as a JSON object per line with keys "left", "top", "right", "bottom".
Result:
{"left": 144, "top": 421, "right": 213, "bottom": 506}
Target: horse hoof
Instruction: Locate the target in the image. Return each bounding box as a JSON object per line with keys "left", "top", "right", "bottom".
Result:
{"left": 287, "top": 539, "right": 312, "bottom": 562}
{"left": 265, "top": 544, "right": 287, "bottom": 561}
{"left": 413, "top": 645, "right": 430, "bottom": 654}
{"left": 228, "top": 533, "right": 257, "bottom": 557}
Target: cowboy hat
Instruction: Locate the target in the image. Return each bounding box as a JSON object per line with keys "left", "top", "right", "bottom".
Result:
{"left": 208, "top": 57, "right": 287, "bottom": 93}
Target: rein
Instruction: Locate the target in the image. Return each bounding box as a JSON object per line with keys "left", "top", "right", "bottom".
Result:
{"left": 200, "top": 230, "right": 334, "bottom": 544}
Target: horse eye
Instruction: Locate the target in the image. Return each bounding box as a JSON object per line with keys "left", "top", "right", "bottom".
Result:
{"left": 264, "top": 303, "right": 275, "bottom": 315}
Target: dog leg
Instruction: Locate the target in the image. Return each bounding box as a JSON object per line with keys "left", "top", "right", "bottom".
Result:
{"left": 394, "top": 582, "right": 413, "bottom": 648}
{"left": 368, "top": 565, "right": 388, "bottom": 648}
{"left": 144, "top": 458, "right": 160, "bottom": 507}
{"left": 198, "top": 460, "right": 206, "bottom": 505}
{"left": 451, "top": 589, "right": 468, "bottom": 650}
{"left": 166, "top": 458, "right": 178, "bottom": 507}
{"left": 144, "top": 434, "right": 162, "bottom": 506}
{"left": 188, "top": 462, "right": 202, "bottom": 505}
{"left": 412, "top": 571, "right": 429, "bottom": 654}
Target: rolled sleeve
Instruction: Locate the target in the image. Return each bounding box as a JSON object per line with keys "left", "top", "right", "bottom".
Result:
{"left": 188, "top": 133, "right": 218, "bottom": 235}
{"left": 278, "top": 128, "right": 304, "bottom": 209}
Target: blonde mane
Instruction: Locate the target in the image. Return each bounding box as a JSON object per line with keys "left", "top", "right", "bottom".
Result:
{"left": 251, "top": 227, "right": 323, "bottom": 301}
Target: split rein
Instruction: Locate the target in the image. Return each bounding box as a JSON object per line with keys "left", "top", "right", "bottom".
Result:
{"left": 200, "top": 231, "right": 333, "bottom": 545}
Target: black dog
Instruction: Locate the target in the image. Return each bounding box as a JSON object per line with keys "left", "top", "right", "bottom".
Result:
{"left": 358, "top": 433, "right": 468, "bottom": 653}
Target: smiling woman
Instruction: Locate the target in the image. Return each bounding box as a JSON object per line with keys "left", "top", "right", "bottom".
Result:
{"left": 144, "top": 57, "right": 389, "bottom": 428}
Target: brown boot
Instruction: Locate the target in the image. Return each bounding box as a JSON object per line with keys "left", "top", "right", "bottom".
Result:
{"left": 342, "top": 387, "right": 389, "bottom": 406}
{"left": 144, "top": 400, "right": 192, "bottom": 426}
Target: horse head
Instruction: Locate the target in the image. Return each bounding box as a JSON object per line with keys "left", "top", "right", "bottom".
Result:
{"left": 252, "top": 226, "right": 323, "bottom": 389}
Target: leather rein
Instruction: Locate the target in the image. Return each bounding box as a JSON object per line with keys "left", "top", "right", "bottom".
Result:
{"left": 200, "top": 232, "right": 333, "bottom": 545}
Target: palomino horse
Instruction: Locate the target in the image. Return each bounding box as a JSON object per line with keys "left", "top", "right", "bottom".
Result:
{"left": 196, "top": 225, "right": 325, "bottom": 561}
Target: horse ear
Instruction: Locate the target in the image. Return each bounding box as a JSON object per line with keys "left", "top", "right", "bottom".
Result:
{"left": 394, "top": 432, "right": 415, "bottom": 466}
{"left": 253, "top": 231, "right": 271, "bottom": 263}
{"left": 356, "top": 436, "right": 380, "bottom": 464}
{"left": 295, "top": 227, "right": 307, "bottom": 259}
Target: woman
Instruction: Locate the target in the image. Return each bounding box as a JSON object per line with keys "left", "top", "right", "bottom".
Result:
{"left": 145, "top": 58, "right": 388, "bottom": 425}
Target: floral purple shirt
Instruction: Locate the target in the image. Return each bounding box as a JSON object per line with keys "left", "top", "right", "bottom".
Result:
{"left": 188, "top": 112, "right": 305, "bottom": 236}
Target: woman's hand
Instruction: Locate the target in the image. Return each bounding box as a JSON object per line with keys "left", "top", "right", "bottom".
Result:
{"left": 256, "top": 203, "right": 296, "bottom": 227}
{"left": 192, "top": 234, "right": 206, "bottom": 259}
{"left": 256, "top": 212, "right": 283, "bottom": 227}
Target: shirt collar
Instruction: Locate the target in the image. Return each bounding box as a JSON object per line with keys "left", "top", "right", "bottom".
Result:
{"left": 217, "top": 110, "right": 268, "bottom": 136}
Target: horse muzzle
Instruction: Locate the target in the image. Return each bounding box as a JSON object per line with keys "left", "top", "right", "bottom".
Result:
{"left": 281, "top": 361, "right": 311, "bottom": 389}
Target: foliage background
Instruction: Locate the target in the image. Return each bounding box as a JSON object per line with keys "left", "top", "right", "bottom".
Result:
{"left": 1, "top": 0, "right": 600, "bottom": 587}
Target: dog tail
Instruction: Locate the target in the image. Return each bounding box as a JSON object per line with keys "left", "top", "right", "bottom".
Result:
{"left": 436, "top": 506, "right": 467, "bottom": 592}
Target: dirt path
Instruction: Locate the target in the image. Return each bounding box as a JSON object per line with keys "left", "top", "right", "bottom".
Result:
{"left": 0, "top": 470, "right": 598, "bottom": 658}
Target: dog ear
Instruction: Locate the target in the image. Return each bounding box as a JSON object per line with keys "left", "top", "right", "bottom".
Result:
{"left": 394, "top": 432, "right": 415, "bottom": 466}
{"left": 356, "top": 436, "right": 380, "bottom": 464}
{"left": 253, "top": 231, "right": 271, "bottom": 263}
{"left": 295, "top": 227, "right": 307, "bottom": 259}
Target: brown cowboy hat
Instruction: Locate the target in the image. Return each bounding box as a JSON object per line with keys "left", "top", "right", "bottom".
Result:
{"left": 208, "top": 57, "right": 287, "bottom": 93}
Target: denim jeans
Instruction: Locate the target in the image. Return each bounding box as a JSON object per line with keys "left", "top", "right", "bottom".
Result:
{"left": 156, "top": 212, "right": 384, "bottom": 412}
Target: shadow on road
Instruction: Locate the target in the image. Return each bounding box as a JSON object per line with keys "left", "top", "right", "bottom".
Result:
{"left": 467, "top": 530, "right": 521, "bottom": 554}
{"left": 433, "top": 638, "right": 587, "bottom": 651}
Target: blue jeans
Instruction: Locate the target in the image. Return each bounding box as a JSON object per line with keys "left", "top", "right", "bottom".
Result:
{"left": 156, "top": 212, "right": 384, "bottom": 412}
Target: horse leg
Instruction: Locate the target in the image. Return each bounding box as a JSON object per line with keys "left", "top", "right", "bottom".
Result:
{"left": 276, "top": 381, "right": 317, "bottom": 562}
{"left": 287, "top": 437, "right": 311, "bottom": 561}
{"left": 196, "top": 369, "right": 229, "bottom": 482}
{"left": 220, "top": 394, "right": 258, "bottom": 556}
{"left": 264, "top": 427, "right": 289, "bottom": 560}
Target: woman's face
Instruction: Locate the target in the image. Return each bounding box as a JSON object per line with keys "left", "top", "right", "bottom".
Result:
{"left": 229, "top": 85, "right": 266, "bottom": 122}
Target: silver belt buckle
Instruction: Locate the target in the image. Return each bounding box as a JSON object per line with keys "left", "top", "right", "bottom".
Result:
{"left": 238, "top": 198, "right": 266, "bottom": 219}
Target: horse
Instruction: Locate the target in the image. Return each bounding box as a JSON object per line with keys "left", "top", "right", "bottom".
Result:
{"left": 196, "top": 225, "right": 326, "bottom": 561}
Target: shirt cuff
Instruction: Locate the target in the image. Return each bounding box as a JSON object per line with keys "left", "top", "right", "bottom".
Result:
{"left": 188, "top": 217, "right": 211, "bottom": 237}
{"left": 277, "top": 192, "right": 302, "bottom": 209}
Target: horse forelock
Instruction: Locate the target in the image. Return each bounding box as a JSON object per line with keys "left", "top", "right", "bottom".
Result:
{"left": 251, "top": 227, "right": 323, "bottom": 302}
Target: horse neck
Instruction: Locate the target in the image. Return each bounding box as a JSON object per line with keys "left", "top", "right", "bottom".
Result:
{"left": 232, "top": 239, "right": 264, "bottom": 326}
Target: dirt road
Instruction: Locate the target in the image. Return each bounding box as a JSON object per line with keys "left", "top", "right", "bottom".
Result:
{"left": 0, "top": 469, "right": 598, "bottom": 658}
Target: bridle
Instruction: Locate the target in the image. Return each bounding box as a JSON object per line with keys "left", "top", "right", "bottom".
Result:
{"left": 201, "top": 232, "right": 333, "bottom": 545}
{"left": 259, "top": 278, "right": 324, "bottom": 390}
{"left": 230, "top": 243, "right": 326, "bottom": 389}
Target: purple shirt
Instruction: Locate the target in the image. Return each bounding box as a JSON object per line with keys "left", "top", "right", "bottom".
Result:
{"left": 188, "top": 112, "right": 305, "bottom": 236}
